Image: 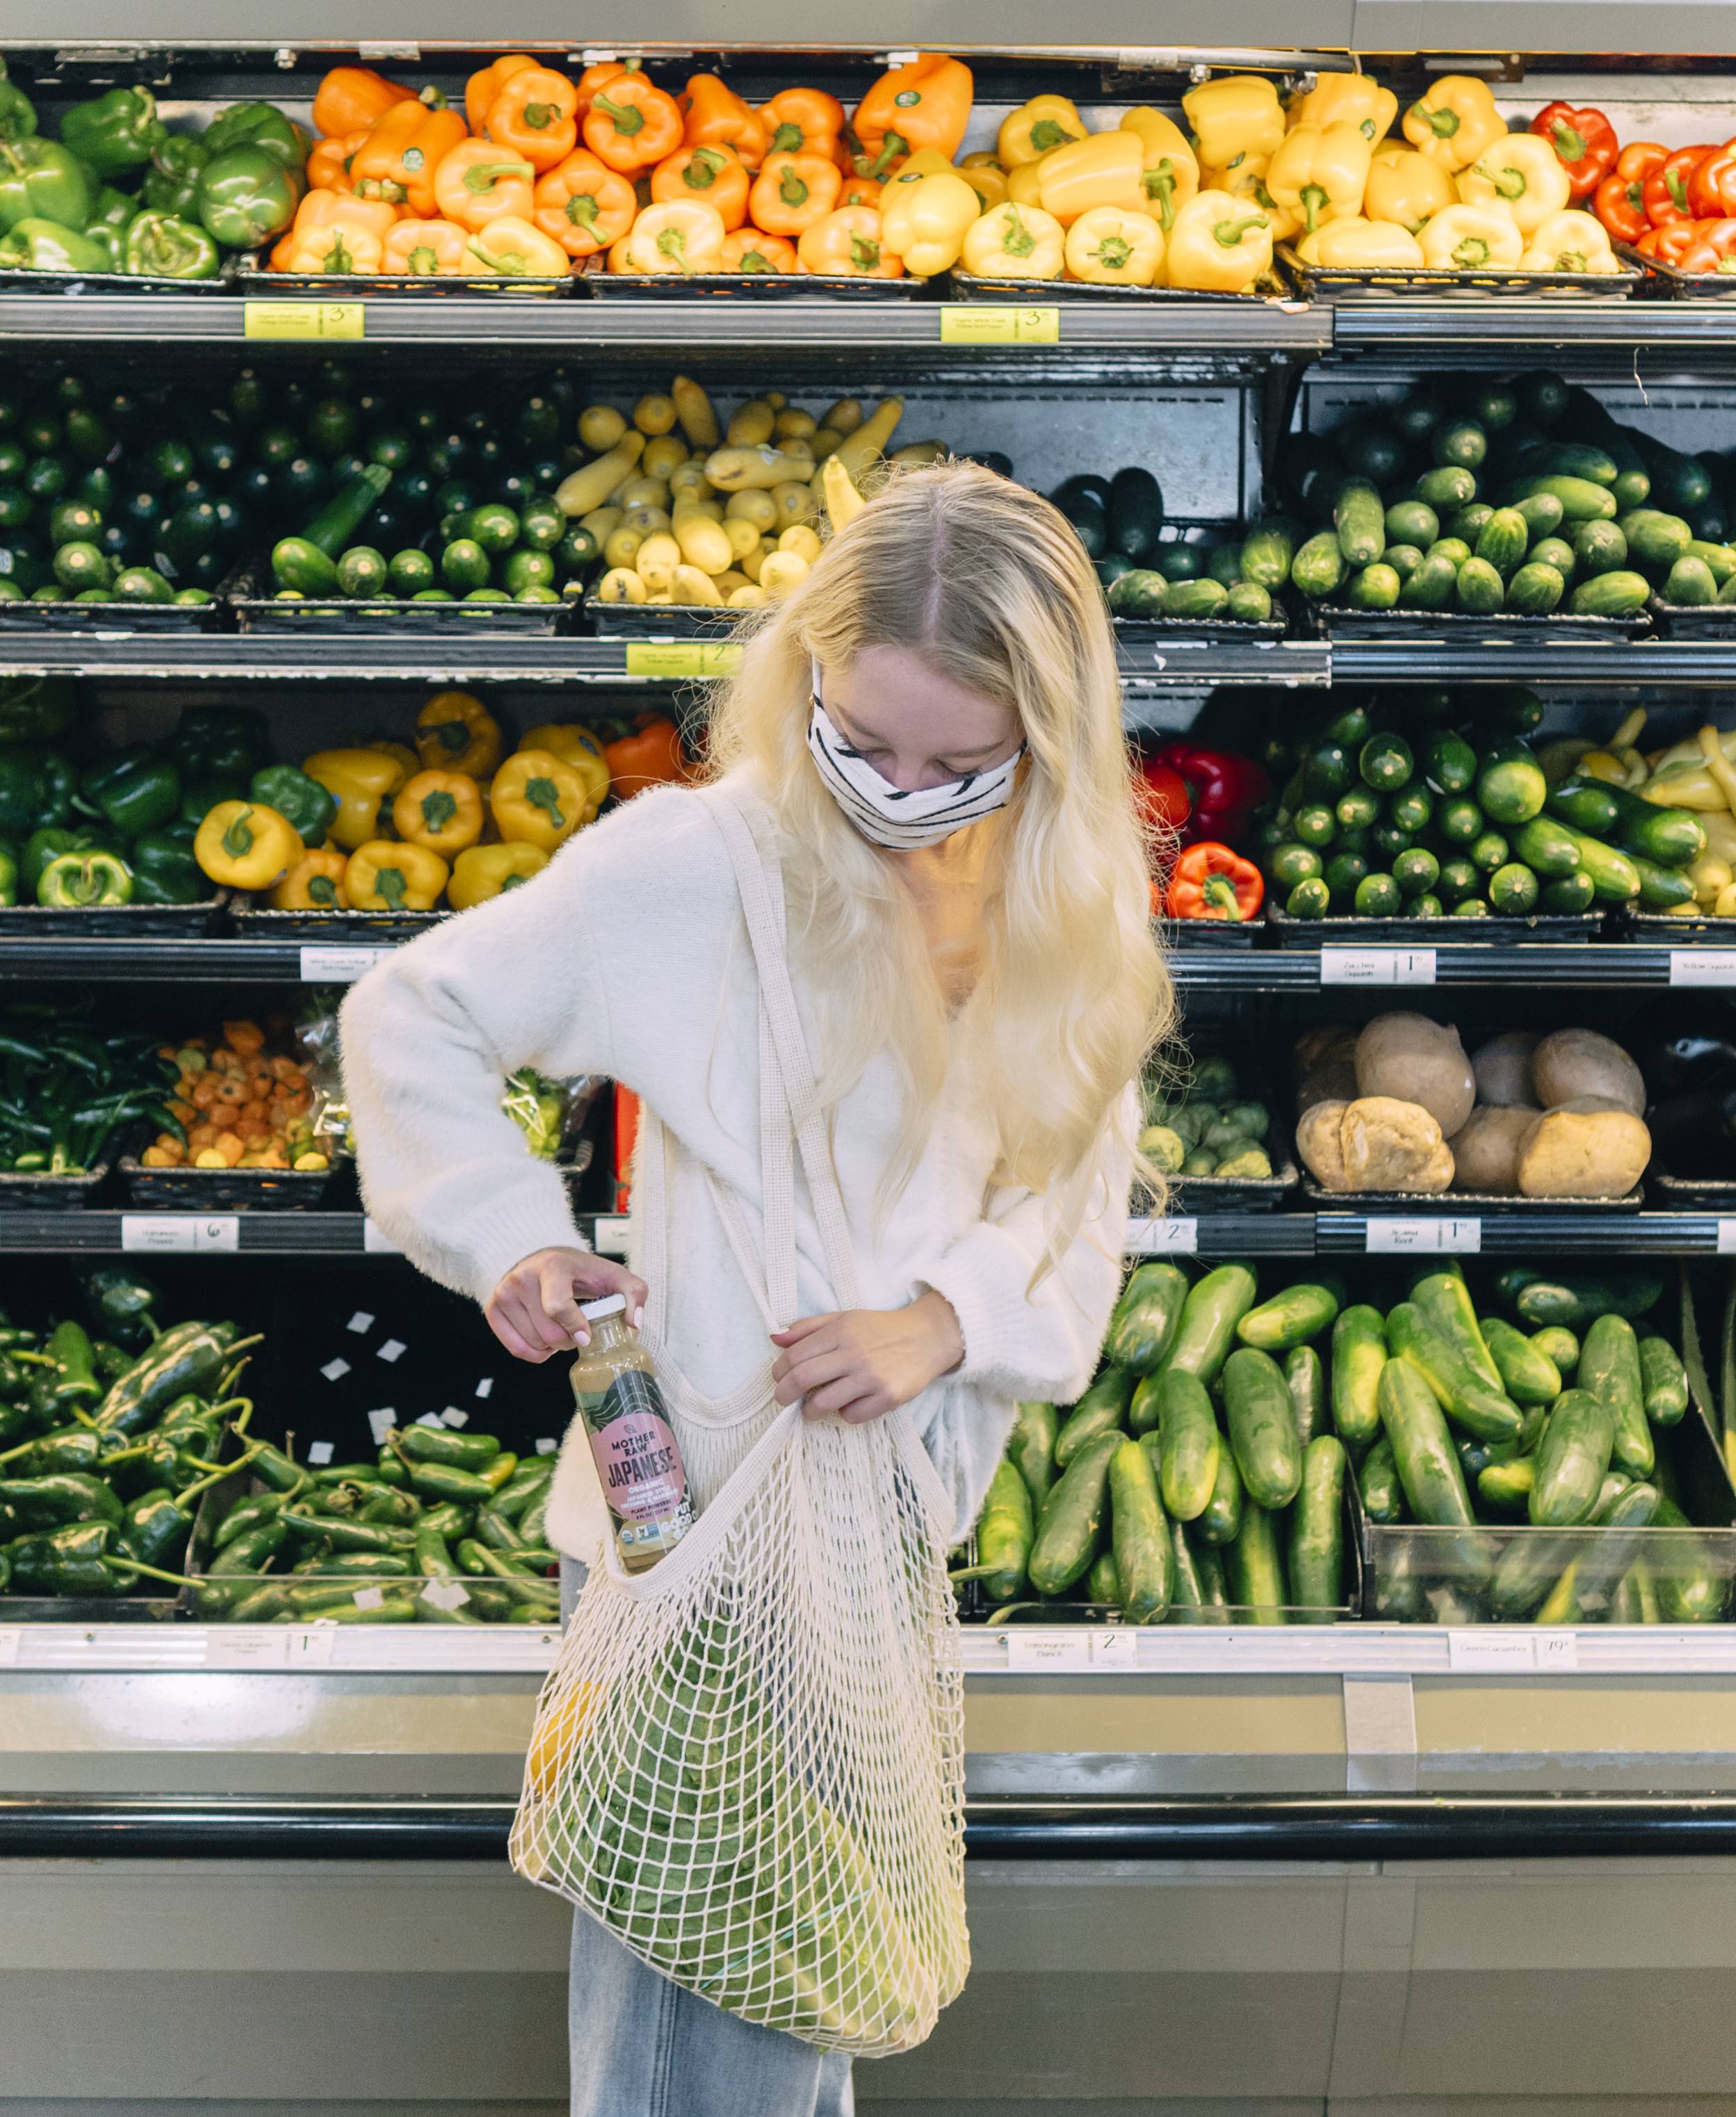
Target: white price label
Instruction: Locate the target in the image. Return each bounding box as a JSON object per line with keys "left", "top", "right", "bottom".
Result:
{"left": 320, "top": 1358, "right": 350, "bottom": 1382}
{"left": 362, "top": 1218, "right": 400, "bottom": 1254}
{"left": 591, "top": 1215, "right": 630, "bottom": 1258}
{"left": 1365, "top": 1217, "right": 1482, "bottom": 1254}
{"left": 1534, "top": 1632, "right": 1580, "bottom": 1671}
{"left": 1719, "top": 1220, "right": 1736, "bottom": 1256}
{"left": 1320, "top": 946, "right": 1436, "bottom": 987}
{"left": 300, "top": 944, "right": 391, "bottom": 983}
{"left": 1447, "top": 1631, "right": 1538, "bottom": 1671}
{"left": 202, "top": 1630, "right": 290, "bottom": 1668}
{"left": 535, "top": 1436, "right": 558, "bottom": 1455}
{"left": 376, "top": 1339, "right": 407, "bottom": 1363}
{"left": 366, "top": 1407, "right": 396, "bottom": 1445}
{"left": 350, "top": 1587, "right": 387, "bottom": 1611}
{"left": 347, "top": 1311, "right": 375, "bottom": 1333}
{"left": 1091, "top": 1628, "right": 1139, "bottom": 1669}
{"left": 288, "top": 1628, "right": 337, "bottom": 1666}
{"left": 1005, "top": 1630, "right": 1094, "bottom": 1671}
{"left": 1128, "top": 1217, "right": 1198, "bottom": 1254}
{"left": 421, "top": 1577, "right": 470, "bottom": 1612}
{"left": 0, "top": 1627, "right": 19, "bottom": 1666}
{"left": 306, "top": 1441, "right": 335, "bottom": 1466}
{"left": 121, "top": 1214, "right": 238, "bottom": 1254}
{"left": 1671, "top": 949, "right": 1736, "bottom": 987}
{"left": 440, "top": 1406, "right": 469, "bottom": 1428}
{"left": 473, "top": 1377, "right": 494, "bottom": 1399}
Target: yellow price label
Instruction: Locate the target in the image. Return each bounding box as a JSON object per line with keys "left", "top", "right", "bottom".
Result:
{"left": 243, "top": 300, "right": 366, "bottom": 341}
{"left": 940, "top": 305, "right": 1060, "bottom": 346}
{"left": 624, "top": 640, "right": 743, "bottom": 679}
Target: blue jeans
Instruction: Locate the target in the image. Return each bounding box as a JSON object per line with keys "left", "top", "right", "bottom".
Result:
{"left": 569, "top": 1908, "right": 855, "bottom": 2117}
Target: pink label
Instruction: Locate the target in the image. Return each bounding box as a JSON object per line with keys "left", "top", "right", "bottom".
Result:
{"left": 581, "top": 1370, "right": 689, "bottom": 1526}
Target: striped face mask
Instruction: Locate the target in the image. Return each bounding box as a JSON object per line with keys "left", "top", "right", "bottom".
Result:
{"left": 806, "top": 667, "right": 1025, "bottom": 851}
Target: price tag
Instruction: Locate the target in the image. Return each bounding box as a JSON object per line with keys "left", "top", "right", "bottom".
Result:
{"left": 622, "top": 641, "right": 743, "bottom": 679}
{"left": 1534, "top": 1632, "right": 1579, "bottom": 1671}
{"left": 941, "top": 305, "right": 1060, "bottom": 345}
{"left": 1365, "top": 1217, "right": 1482, "bottom": 1254}
{"left": 1719, "top": 1221, "right": 1736, "bottom": 1255}
{"left": 288, "top": 1628, "right": 337, "bottom": 1666}
{"left": 1447, "top": 1630, "right": 1537, "bottom": 1671}
{"left": 535, "top": 1436, "right": 558, "bottom": 1454}
{"left": 120, "top": 1214, "right": 239, "bottom": 1254}
{"left": 1091, "top": 1628, "right": 1139, "bottom": 1669}
{"left": 1671, "top": 949, "right": 1736, "bottom": 987}
{"left": 243, "top": 300, "right": 365, "bottom": 341}
{"left": 306, "top": 1441, "right": 335, "bottom": 1466}
{"left": 421, "top": 1577, "right": 471, "bottom": 1612}
{"left": 1320, "top": 947, "right": 1437, "bottom": 987}
{"left": 1128, "top": 1217, "right": 1198, "bottom": 1254}
{"left": 362, "top": 1218, "right": 399, "bottom": 1254}
{"left": 591, "top": 1215, "right": 630, "bottom": 1257}
{"left": 300, "top": 944, "right": 391, "bottom": 983}
{"left": 202, "top": 1630, "right": 290, "bottom": 1669}
{"left": 366, "top": 1407, "right": 396, "bottom": 1445}
{"left": 350, "top": 1586, "right": 387, "bottom": 1612}
{"left": 0, "top": 1627, "right": 20, "bottom": 1667}
{"left": 1005, "top": 1630, "right": 1093, "bottom": 1671}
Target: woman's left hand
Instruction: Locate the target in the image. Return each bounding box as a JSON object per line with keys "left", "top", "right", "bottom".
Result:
{"left": 770, "top": 1290, "right": 964, "bottom": 1423}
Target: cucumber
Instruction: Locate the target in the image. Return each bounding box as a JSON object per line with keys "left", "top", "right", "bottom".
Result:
{"left": 1167, "top": 1518, "right": 1229, "bottom": 1625}
{"left": 1477, "top": 1455, "right": 1536, "bottom": 1514}
{"left": 1482, "top": 1315, "right": 1562, "bottom": 1404}
{"left": 1513, "top": 440, "right": 1618, "bottom": 487}
{"left": 1504, "top": 1272, "right": 1663, "bottom": 1330}
{"left": 1240, "top": 519, "right": 1297, "bottom": 589}
{"left": 1618, "top": 506, "right": 1693, "bottom": 570}
{"left": 1010, "top": 1400, "right": 1060, "bottom": 1506}
{"left": 1105, "top": 1260, "right": 1189, "bottom": 1373}
{"left": 1107, "top": 467, "right": 1165, "bottom": 561}
{"left": 1204, "top": 543, "right": 1242, "bottom": 588}
{"left": 1347, "top": 563, "right": 1400, "bottom": 610}
{"left": 1528, "top": 1389, "right": 1616, "bottom": 1526}
{"left": 1156, "top": 544, "right": 1205, "bottom": 583}
{"left": 1662, "top": 555, "right": 1717, "bottom": 606}
{"left": 1513, "top": 815, "right": 1582, "bottom": 876}
{"left": 1223, "top": 1347, "right": 1304, "bottom": 1509}
{"left": 1415, "top": 465, "right": 1476, "bottom": 511}
{"left": 1505, "top": 561, "right": 1564, "bottom": 615}
{"left": 1358, "top": 1431, "right": 1405, "bottom": 1521}
{"left": 1377, "top": 1356, "right": 1475, "bottom": 1527}
{"left": 1226, "top": 1498, "right": 1288, "bottom": 1625}
{"left": 1162, "top": 1264, "right": 1258, "bottom": 1387}
{"left": 950, "top": 1457, "right": 1033, "bottom": 1600}
{"left": 1571, "top": 517, "right": 1628, "bottom": 576}
{"left": 1155, "top": 1368, "right": 1221, "bottom": 1522}
{"left": 1411, "top": 1268, "right": 1502, "bottom": 1392}
{"left": 1386, "top": 1301, "right": 1523, "bottom": 1444}
{"left": 1632, "top": 434, "right": 1710, "bottom": 512}
{"left": 1428, "top": 537, "right": 1473, "bottom": 569}
{"left": 1087, "top": 1552, "right": 1121, "bottom": 1605}
{"left": 1237, "top": 1281, "right": 1340, "bottom": 1352}
{"left": 1556, "top": 822, "right": 1641, "bottom": 901}
{"left": 1108, "top": 568, "right": 1167, "bottom": 618}
{"left": 1639, "top": 1335, "right": 1689, "bottom": 1427}
{"left": 1329, "top": 1306, "right": 1386, "bottom": 1449}
{"left": 1445, "top": 502, "right": 1495, "bottom": 546}
{"left": 1054, "top": 1368, "right": 1135, "bottom": 1470}
{"left": 1385, "top": 500, "right": 1438, "bottom": 548}
{"left": 1110, "top": 1437, "right": 1172, "bottom": 1624}
{"left": 1288, "top": 1436, "right": 1346, "bottom": 1621}
{"left": 1569, "top": 570, "right": 1650, "bottom": 618}
{"left": 1334, "top": 479, "right": 1386, "bottom": 567}
{"left": 1612, "top": 1562, "right": 1661, "bottom": 1627}
{"left": 1527, "top": 535, "right": 1576, "bottom": 582}
{"left": 1537, "top": 1479, "right": 1661, "bottom": 1625}
{"left": 1384, "top": 544, "right": 1424, "bottom": 581}
{"left": 1434, "top": 418, "right": 1487, "bottom": 471}
{"left": 1128, "top": 1371, "right": 1162, "bottom": 1438}
{"left": 1512, "top": 491, "right": 1566, "bottom": 541}
{"left": 1651, "top": 1495, "right": 1727, "bottom": 1623}
{"left": 1488, "top": 1527, "right": 1582, "bottom": 1622}
{"left": 1475, "top": 508, "right": 1530, "bottom": 579}
{"left": 1165, "top": 577, "right": 1228, "bottom": 619}
{"left": 1531, "top": 1325, "right": 1580, "bottom": 1376}
{"left": 1226, "top": 581, "right": 1274, "bottom": 623}
{"left": 1454, "top": 556, "right": 1504, "bottom": 614}
{"left": 1511, "top": 473, "right": 1616, "bottom": 522}
{"left": 1580, "top": 1313, "right": 1653, "bottom": 1477}
{"left": 1291, "top": 530, "right": 1345, "bottom": 599}
{"left": 1475, "top": 743, "right": 1548, "bottom": 827}
{"left": 1399, "top": 553, "right": 1458, "bottom": 609}
{"left": 1687, "top": 537, "right": 1736, "bottom": 584}
{"left": 1196, "top": 1434, "right": 1244, "bottom": 1545}
{"left": 1285, "top": 1345, "right": 1327, "bottom": 1450}
{"left": 1422, "top": 729, "right": 1478, "bottom": 794}
{"left": 1028, "top": 1431, "right": 1122, "bottom": 1595}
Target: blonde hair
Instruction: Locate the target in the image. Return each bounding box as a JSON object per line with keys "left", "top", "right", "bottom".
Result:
{"left": 706, "top": 460, "right": 1172, "bottom": 1263}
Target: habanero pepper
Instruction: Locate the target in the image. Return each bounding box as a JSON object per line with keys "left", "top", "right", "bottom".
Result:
{"left": 1166, "top": 841, "right": 1265, "bottom": 921}
{"left": 1529, "top": 101, "right": 1619, "bottom": 200}
{"left": 1644, "top": 145, "right": 1716, "bottom": 228}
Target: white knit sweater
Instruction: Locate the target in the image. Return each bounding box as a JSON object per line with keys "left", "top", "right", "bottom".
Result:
{"left": 340, "top": 779, "right": 1132, "bottom": 1552}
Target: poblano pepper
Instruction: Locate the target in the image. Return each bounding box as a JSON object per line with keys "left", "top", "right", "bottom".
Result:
{"left": 124, "top": 1449, "right": 259, "bottom": 1568}
{"left": 41, "top": 1319, "right": 102, "bottom": 1413}
{"left": 79, "top": 1265, "right": 163, "bottom": 1349}
{"left": 95, "top": 1319, "right": 252, "bottom": 1437}
{"left": 0, "top": 1469, "right": 123, "bottom": 1526}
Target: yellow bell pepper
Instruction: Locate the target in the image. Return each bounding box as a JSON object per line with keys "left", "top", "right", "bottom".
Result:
{"left": 489, "top": 748, "right": 593, "bottom": 852}
{"left": 1401, "top": 74, "right": 1507, "bottom": 172}
{"left": 1267, "top": 121, "right": 1372, "bottom": 233}
{"left": 1005, "top": 161, "right": 1045, "bottom": 207}
{"left": 1064, "top": 205, "right": 1163, "bottom": 285}
{"left": 519, "top": 724, "right": 610, "bottom": 815}
{"left": 302, "top": 748, "right": 405, "bottom": 852}
{"left": 414, "top": 690, "right": 503, "bottom": 777}
{"left": 956, "top": 160, "right": 1007, "bottom": 209}
{"left": 447, "top": 841, "right": 550, "bottom": 911}
{"left": 1181, "top": 76, "right": 1285, "bottom": 171}
{"left": 1457, "top": 131, "right": 1571, "bottom": 236}
{"left": 1418, "top": 203, "right": 1523, "bottom": 270}
{"left": 1295, "top": 216, "right": 1425, "bottom": 268}
{"left": 1120, "top": 107, "right": 1199, "bottom": 232}
{"left": 959, "top": 200, "right": 1064, "bottom": 279}
{"left": 1165, "top": 188, "right": 1272, "bottom": 291}
{"left": 1036, "top": 131, "right": 1145, "bottom": 224}
{"left": 1520, "top": 207, "right": 1619, "bottom": 273}
{"left": 271, "top": 847, "right": 350, "bottom": 912}
{"left": 880, "top": 169, "right": 980, "bottom": 276}
{"left": 391, "top": 769, "right": 485, "bottom": 856}
{"left": 1206, "top": 156, "right": 1299, "bottom": 244}
{"left": 1364, "top": 146, "right": 1457, "bottom": 232}
{"left": 1288, "top": 72, "right": 1398, "bottom": 149}
{"left": 346, "top": 839, "right": 450, "bottom": 912}
{"left": 367, "top": 738, "right": 420, "bottom": 781}
{"left": 194, "top": 802, "right": 305, "bottom": 892}
{"left": 997, "top": 95, "right": 1085, "bottom": 168}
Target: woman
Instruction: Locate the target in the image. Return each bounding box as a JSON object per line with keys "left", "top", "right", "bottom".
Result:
{"left": 342, "top": 460, "right": 1171, "bottom": 2117}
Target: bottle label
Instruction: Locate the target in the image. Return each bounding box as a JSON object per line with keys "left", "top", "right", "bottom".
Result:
{"left": 579, "top": 1368, "right": 691, "bottom": 1532}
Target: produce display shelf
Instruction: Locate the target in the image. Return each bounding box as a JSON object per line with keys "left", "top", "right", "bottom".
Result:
{"left": 1330, "top": 300, "right": 1736, "bottom": 352}
{"left": 1313, "top": 1210, "right": 1736, "bottom": 1256}
{"left": 1331, "top": 638, "right": 1736, "bottom": 686}
{"left": 1170, "top": 944, "right": 1719, "bottom": 991}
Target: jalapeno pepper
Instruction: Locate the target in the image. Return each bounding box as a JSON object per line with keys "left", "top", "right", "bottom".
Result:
{"left": 397, "top": 1423, "right": 502, "bottom": 1473}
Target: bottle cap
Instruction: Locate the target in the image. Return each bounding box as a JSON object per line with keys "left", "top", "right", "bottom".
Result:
{"left": 580, "top": 1295, "right": 627, "bottom": 1321}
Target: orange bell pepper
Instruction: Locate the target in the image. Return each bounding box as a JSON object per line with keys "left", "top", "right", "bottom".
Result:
{"left": 837, "top": 173, "right": 883, "bottom": 211}
{"left": 349, "top": 101, "right": 467, "bottom": 218}
{"left": 574, "top": 60, "right": 631, "bottom": 118}
{"left": 312, "top": 65, "right": 414, "bottom": 140}
{"left": 583, "top": 74, "right": 685, "bottom": 174}
{"left": 534, "top": 151, "right": 637, "bottom": 257}
{"left": 796, "top": 205, "right": 903, "bottom": 277}
{"left": 679, "top": 72, "right": 769, "bottom": 170}
{"left": 603, "top": 715, "right": 688, "bottom": 795}
{"left": 759, "top": 87, "right": 845, "bottom": 159}
{"left": 433, "top": 140, "right": 537, "bottom": 231}
{"left": 485, "top": 65, "right": 582, "bottom": 171}
{"left": 651, "top": 143, "right": 751, "bottom": 229}
{"left": 307, "top": 129, "right": 368, "bottom": 193}
{"left": 621, "top": 199, "right": 727, "bottom": 274}
{"left": 280, "top": 190, "right": 400, "bottom": 263}
{"left": 465, "top": 53, "right": 535, "bottom": 133}
{"left": 719, "top": 227, "right": 797, "bottom": 273}
{"left": 382, "top": 217, "right": 472, "bottom": 275}
{"left": 851, "top": 55, "right": 973, "bottom": 181}
{"left": 465, "top": 216, "right": 571, "bottom": 276}
{"left": 748, "top": 149, "right": 842, "bottom": 236}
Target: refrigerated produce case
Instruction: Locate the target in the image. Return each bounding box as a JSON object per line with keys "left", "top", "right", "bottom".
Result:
{"left": 15, "top": 28, "right": 1736, "bottom": 2112}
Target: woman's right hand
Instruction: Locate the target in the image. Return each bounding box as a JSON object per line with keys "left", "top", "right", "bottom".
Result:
{"left": 485, "top": 1247, "right": 651, "bottom": 1363}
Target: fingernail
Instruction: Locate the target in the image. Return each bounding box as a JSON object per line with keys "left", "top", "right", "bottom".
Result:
{"left": 574, "top": 1328, "right": 590, "bottom": 1346}
{"left": 633, "top": 1305, "right": 644, "bottom": 1329}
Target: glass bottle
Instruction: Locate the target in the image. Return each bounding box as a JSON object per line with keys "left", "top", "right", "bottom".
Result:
{"left": 569, "top": 1295, "right": 693, "bottom": 1573}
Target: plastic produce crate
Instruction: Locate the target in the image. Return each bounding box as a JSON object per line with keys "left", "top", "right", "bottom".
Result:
{"left": 1279, "top": 245, "right": 1642, "bottom": 301}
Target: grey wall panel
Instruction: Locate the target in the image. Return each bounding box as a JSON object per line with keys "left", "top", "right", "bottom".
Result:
{"left": 1353, "top": 0, "right": 1736, "bottom": 54}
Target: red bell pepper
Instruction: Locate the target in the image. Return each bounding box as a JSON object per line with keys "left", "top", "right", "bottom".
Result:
{"left": 1165, "top": 841, "right": 1264, "bottom": 922}
{"left": 1651, "top": 216, "right": 1736, "bottom": 274}
{"left": 1132, "top": 755, "right": 1190, "bottom": 841}
{"left": 1689, "top": 140, "right": 1736, "bottom": 220}
{"left": 1529, "top": 102, "right": 1619, "bottom": 200}
{"left": 1644, "top": 145, "right": 1717, "bottom": 227}
{"left": 1148, "top": 742, "right": 1269, "bottom": 847}
{"left": 1593, "top": 171, "right": 1648, "bottom": 245}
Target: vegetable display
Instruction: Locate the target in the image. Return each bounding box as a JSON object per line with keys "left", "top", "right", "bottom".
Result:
{"left": 1139, "top": 1053, "right": 1276, "bottom": 1181}
{"left": 136, "top": 1019, "right": 332, "bottom": 1174}
{"left": 0, "top": 1012, "right": 181, "bottom": 1174}
{"left": 1558, "top": 706, "right": 1736, "bottom": 916}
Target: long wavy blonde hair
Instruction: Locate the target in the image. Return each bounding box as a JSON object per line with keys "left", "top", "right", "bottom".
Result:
{"left": 706, "top": 460, "right": 1171, "bottom": 1262}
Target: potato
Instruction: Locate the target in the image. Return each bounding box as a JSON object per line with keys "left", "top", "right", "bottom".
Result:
{"left": 1298, "top": 1058, "right": 1358, "bottom": 1114}
{"left": 1472, "top": 1031, "right": 1539, "bottom": 1110}
{"left": 1518, "top": 1096, "right": 1650, "bottom": 1199}
{"left": 1297, "top": 1099, "right": 1351, "bottom": 1191}
{"left": 1295, "top": 1025, "right": 1356, "bottom": 1074}
{"left": 1530, "top": 1028, "right": 1645, "bottom": 1117}
{"left": 1340, "top": 1097, "right": 1454, "bottom": 1194}
{"left": 1355, "top": 1012, "right": 1475, "bottom": 1137}
{"left": 1449, "top": 1105, "right": 1534, "bottom": 1194}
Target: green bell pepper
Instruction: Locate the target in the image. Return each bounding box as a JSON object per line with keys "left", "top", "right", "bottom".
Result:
{"left": 22, "top": 829, "right": 95, "bottom": 897}
{"left": 0, "top": 60, "right": 38, "bottom": 146}
{"left": 122, "top": 209, "right": 220, "bottom": 280}
{"left": 203, "top": 102, "right": 304, "bottom": 171}
{"left": 142, "top": 136, "right": 209, "bottom": 218}
{"left": 31, "top": 749, "right": 77, "bottom": 827}
{"left": 81, "top": 225, "right": 125, "bottom": 272}
{"left": 80, "top": 746, "right": 181, "bottom": 838}
{"left": 167, "top": 706, "right": 267, "bottom": 783}
{"left": 0, "top": 140, "right": 92, "bottom": 232}
{"left": 59, "top": 88, "right": 165, "bottom": 179}
{"left": 0, "top": 839, "right": 18, "bottom": 907}
{"left": 177, "top": 775, "right": 244, "bottom": 827}
{"left": 250, "top": 763, "right": 336, "bottom": 844}
{"left": 0, "top": 218, "right": 108, "bottom": 275}
{"left": 38, "top": 850, "right": 131, "bottom": 906}
{"left": 0, "top": 761, "right": 52, "bottom": 841}
{"left": 89, "top": 184, "right": 137, "bottom": 233}
{"left": 129, "top": 829, "right": 204, "bottom": 905}
{"left": 196, "top": 147, "right": 300, "bottom": 250}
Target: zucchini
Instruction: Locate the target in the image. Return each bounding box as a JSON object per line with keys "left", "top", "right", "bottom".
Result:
{"left": 1286, "top": 1345, "right": 1327, "bottom": 1450}
{"left": 1358, "top": 732, "right": 1413, "bottom": 793}
{"left": 1482, "top": 1315, "right": 1561, "bottom": 1404}
{"left": 1505, "top": 561, "right": 1564, "bottom": 615}
{"left": 1155, "top": 1368, "right": 1221, "bottom": 1522}
{"left": 1238, "top": 1282, "right": 1341, "bottom": 1352}
{"left": 1513, "top": 815, "right": 1582, "bottom": 877}
{"left": 1105, "top": 1260, "right": 1189, "bottom": 1373}
{"left": 1223, "top": 1347, "right": 1304, "bottom": 1509}
{"left": 1393, "top": 846, "right": 1439, "bottom": 898}
{"left": 1226, "top": 1498, "right": 1288, "bottom": 1625}
{"left": 271, "top": 535, "right": 339, "bottom": 596}
{"left": 1630, "top": 852, "right": 1696, "bottom": 912}
{"left": 1331, "top": 1305, "right": 1388, "bottom": 1450}
{"left": 1028, "top": 1431, "right": 1122, "bottom": 1594}
{"left": 1377, "top": 1356, "right": 1475, "bottom": 1527}
{"left": 1529, "top": 1388, "right": 1616, "bottom": 1526}
{"left": 1488, "top": 862, "right": 1538, "bottom": 916}
{"left": 1110, "top": 1437, "right": 1172, "bottom": 1624}
{"left": 1555, "top": 821, "right": 1641, "bottom": 900}
{"left": 1054, "top": 1368, "right": 1135, "bottom": 1470}
{"left": 1358, "top": 1432, "right": 1405, "bottom": 1522}
{"left": 1580, "top": 1313, "right": 1654, "bottom": 1478}
{"left": 1475, "top": 508, "right": 1530, "bottom": 579}
{"left": 1386, "top": 1300, "right": 1522, "bottom": 1444}
{"left": 1009, "top": 1399, "right": 1059, "bottom": 1507}
{"left": 1511, "top": 473, "right": 1616, "bottom": 522}
{"left": 1196, "top": 1434, "right": 1244, "bottom": 1546}
{"left": 1548, "top": 776, "right": 1707, "bottom": 867}
{"left": 1569, "top": 569, "right": 1650, "bottom": 618}
{"left": 1639, "top": 1335, "right": 1689, "bottom": 1427}
{"left": 1287, "top": 1435, "right": 1345, "bottom": 1620}
{"left": 1632, "top": 434, "right": 1712, "bottom": 512}
{"left": 1162, "top": 1264, "right": 1258, "bottom": 1387}
{"left": 1454, "top": 556, "right": 1505, "bottom": 614}
{"left": 1422, "top": 730, "right": 1478, "bottom": 794}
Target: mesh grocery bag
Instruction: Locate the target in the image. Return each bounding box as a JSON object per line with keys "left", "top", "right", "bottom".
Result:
{"left": 510, "top": 788, "right": 969, "bottom": 2055}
